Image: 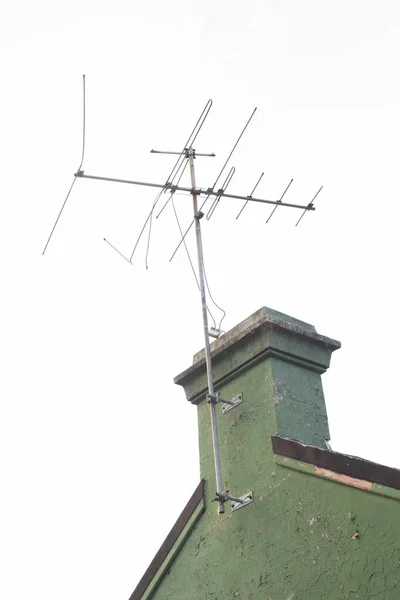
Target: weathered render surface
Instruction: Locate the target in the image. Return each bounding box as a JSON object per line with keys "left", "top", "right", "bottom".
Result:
{"left": 143, "top": 308, "right": 400, "bottom": 600}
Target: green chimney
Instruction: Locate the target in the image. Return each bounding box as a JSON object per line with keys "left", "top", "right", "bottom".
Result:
{"left": 174, "top": 307, "right": 340, "bottom": 498}
{"left": 133, "top": 309, "right": 400, "bottom": 600}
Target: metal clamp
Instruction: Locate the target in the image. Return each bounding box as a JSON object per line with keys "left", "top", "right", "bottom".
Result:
{"left": 221, "top": 393, "right": 243, "bottom": 414}
{"left": 209, "top": 327, "right": 222, "bottom": 339}
{"left": 212, "top": 490, "right": 253, "bottom": 513}
{"left": 230, "top": 491, "right": 253, "bottom": 512}
{"left": 206, "top": 392, "right": 243, "bottom": 413}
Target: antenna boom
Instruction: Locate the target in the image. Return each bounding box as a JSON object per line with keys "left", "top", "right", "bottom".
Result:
{"left": 75, "top": 172, "right": 315, "bottom": 212}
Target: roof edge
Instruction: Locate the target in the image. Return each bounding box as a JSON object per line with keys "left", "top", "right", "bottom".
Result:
{"left": 271, "top": 435, "right": 400, "bottom": 493}
{"left": 128, "top": 479, "right": 205, "bottom": 600}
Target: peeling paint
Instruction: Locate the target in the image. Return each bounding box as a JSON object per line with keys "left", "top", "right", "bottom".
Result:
{"left": 313, "top": 467, "right": 374, "bottom": 491}
{"left": 154, "top": 310, "right": 398, "bottom": 600}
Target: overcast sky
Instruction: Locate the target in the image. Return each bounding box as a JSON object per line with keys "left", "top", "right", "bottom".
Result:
{"left": 2, "top": 1, "right": 400, "bottom": 598}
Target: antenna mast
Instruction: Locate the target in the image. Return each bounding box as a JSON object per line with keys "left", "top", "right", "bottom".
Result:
{"left": 43, "top": 87, "right": 321, "bottom": 514}
{"left": 188, "top": 146, "right": 225, "bottom": 513}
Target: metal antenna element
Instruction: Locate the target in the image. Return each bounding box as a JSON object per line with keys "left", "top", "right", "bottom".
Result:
{"left": 236, "top": 171, "right": 264, "bottom": 219}
{"left": 42, "top": 74, "right": 86, "bottom": 255}
{"left": 145, "top": 161, "right": 189, "bottom": 269}
{"left": 295, "top": 185, "right": 323, "bottom": 227}
{"left": 119, "top": 100, "right": 214, "bottom": 265}
{"left": 44, "top": 95, "right": 321, "bottom": 514}
{"left": 155, "top": 159, "right": 189, "bottom": 219}
{"left": 211, "top": 107, "right": 257, "bottom": 191}
{"left": 206, "top": 166, "right": 236, "bottom": 221}
{"left": 150, "top": 100, "right": 213, "bottom": 222}
{"left": 163, "top": 99, "right": 213, "bottom": 187}
{"left": 265, "top": 178, "right": 293, "bottom": 224}
{"left": 168, "top": 107, "right": 258, "bottom": 261}
{"left": 76, "top": 172, "right": 315, "bottom": 209}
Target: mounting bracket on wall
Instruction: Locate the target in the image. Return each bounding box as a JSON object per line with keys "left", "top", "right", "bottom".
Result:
{"left": 213, "top": 489, "right": 254, "bottom": 512}
{"left": 230, "top": 491, "right": 253, "bottom": 512}
{"left": 206, "top": 392, "right": 243, "bottom": 414}
{"left": 221, "top": 393, "right": 243, "bottom": 414}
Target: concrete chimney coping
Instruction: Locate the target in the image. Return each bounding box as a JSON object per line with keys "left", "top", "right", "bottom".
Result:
{"left": 174, "top": 306, "right": 341, "bottom": 387}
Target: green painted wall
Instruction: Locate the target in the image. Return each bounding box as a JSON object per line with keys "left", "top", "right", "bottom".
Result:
{"left": 149, "top": 309, "right": 400, "bottom": 600}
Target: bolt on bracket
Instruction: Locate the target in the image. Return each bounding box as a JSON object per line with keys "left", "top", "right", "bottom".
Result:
{"left": 230, "top": 492, "right": 253, "bottom": 512}
{"left": 213, "top": 489, "right": 253, "bottom": 513}
{"left": 206, "top": 392, "right": 243, "bottom": 414}
{"left": 221, "top": 393, "right": 243, "bottom": 414}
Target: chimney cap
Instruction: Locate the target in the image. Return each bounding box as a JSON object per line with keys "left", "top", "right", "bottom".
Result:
{"left": 175, "top": 306, "right": 341, "bottom": 388}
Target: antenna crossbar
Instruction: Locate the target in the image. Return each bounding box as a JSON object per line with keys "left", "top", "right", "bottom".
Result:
{"left": 151, "top": 149, "right": 216, "bottom": 157}
{"left": 74, "top": 172, "right": 315, "bottom": 212}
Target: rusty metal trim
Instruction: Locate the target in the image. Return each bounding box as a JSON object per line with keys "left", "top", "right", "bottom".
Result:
{"left": 271, "top": 435, "right": 400, "bottom": 490}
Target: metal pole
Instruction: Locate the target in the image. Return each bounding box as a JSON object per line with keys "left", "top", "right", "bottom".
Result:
{"left": 74, "top": 172, "right": 315, "bottom": 211}
{"left": 188, "top": 147, "right": 225, "bottom": 514}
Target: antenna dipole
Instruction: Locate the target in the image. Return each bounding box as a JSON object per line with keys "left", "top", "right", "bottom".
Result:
{"left": 42, "top": 74, "right": 86, "bottom": 255}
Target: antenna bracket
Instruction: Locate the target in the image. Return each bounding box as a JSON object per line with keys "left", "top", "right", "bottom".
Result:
{"left": 230, "top": 492, "right": 253, "bottom": 512}
{"left": 221, "top": 393, "right": 243, "bottom": 414}
{"left": 209, "top": 327, "right": 222, "bottom": 339}
{"left": 206, "top": 393, "right": 218, "bottom": 405}
{"left": 206, "top": 392, "right": 243, "bottom": 413}
{"left": 212, "top": 490, "right": 253, "bottom": 512}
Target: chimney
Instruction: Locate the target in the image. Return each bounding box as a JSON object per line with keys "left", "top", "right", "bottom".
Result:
{"left": 174, "top": 307, "right": 340, "bottom": 501}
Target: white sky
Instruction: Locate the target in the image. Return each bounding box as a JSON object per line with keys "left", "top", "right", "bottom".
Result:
{"left": 2, "top": 1, "right": 400, "bottom": 598}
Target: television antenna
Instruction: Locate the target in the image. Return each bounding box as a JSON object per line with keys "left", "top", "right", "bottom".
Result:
{"left": 43, "top": 77, "right": 321, "bottom": 514}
